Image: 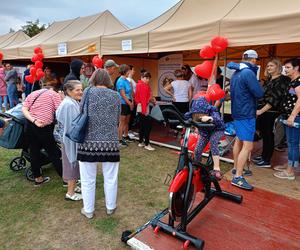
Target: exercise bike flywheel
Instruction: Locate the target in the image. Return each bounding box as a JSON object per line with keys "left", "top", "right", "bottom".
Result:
{"left": 169, "top": 182, "right": 196, "bottom": 221}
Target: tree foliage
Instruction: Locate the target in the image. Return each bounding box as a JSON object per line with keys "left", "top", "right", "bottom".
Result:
{"left": 21, "top": 19, "right": 47, "bottom": 37}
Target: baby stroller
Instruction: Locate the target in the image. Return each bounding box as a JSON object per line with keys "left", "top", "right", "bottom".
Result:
{"left": 219, "top": 121, "right": 236, "bottom": 156}
{"left": 0, "top": 104, "right": 54, "bottom": 181}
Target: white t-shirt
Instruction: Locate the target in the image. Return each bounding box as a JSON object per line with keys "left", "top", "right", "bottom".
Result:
{"left": 127, "top": 77, "right": 137, "bottom": 93}
{"left": 171, "top": 80, "right": 191, "bottom": 102}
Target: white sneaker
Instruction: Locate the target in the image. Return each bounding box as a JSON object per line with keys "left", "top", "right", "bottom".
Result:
{"left": 81, "top": 208, "right": 94, "bottom": 219}
{"left": 138, "top": 143, "right": 145, "bottom": 147}
{"left": 144, "top": 145, "right": 155, "bottom": 151}
{"left": 128, "top": 132, "right": 135, "bottom": 139}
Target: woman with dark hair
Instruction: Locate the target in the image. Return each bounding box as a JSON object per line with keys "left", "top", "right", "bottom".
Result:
{"left": 116, "top": 64, "right": 134, "bottom": 146}
{"left": 56, "top": 80, "right": 83, "bottom": 201}
{"left": 78, "top": 69, "right": 121, "bottom": 218}
{"left": 164, "top": 69, "right": 192, "bottom": 114}
{"left": 135, "top": 69, "right": 156, "bottom": 151}
{"left": 253, "top": 58, "right": 289, "bottom": 168}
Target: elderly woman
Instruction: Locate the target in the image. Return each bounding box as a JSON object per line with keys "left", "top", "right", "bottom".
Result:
{"left": 274, "top": 58, "right": 300, "bottom": 180}
{"left": 78, "top": 69, "right": 121, "bottom": 219}
{"left": 56, "top": 80, "right": 83, "bottom": 201}
{"left": 22, "top": 86, "right": 62, "bottom": 186}
{"left": 254, "top": 58, "right": 290, "bottom": 167}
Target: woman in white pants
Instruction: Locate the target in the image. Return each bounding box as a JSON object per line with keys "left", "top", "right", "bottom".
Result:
{"left": 77, "top": 69, "right": 121, "bottom": 219}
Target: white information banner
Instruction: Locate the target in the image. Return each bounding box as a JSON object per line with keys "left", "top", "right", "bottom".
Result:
{"left": 121, "top": 40, "right": 132, "bottom": 51}
{"left": 58, "top": 43, "right": 67, "bottom": 55}
{"left": 157, "top": 54, "right": 183, "bottom": 101}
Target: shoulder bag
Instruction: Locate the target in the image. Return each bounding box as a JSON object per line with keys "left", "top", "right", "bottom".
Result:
{"left": 65, "top": 87, "right": 91, "bottom": 143}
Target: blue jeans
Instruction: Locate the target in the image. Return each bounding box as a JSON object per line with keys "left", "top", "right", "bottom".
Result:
{"left": 7, "top": 83, "right": 18, "bottom": 108}
{"left": 285, "top": 116, "right": 300, "bottom": 168}
{"left": 0, "top": 95, "right": 8, "bottom": 110}
{"left": 24, "top": 82, "right": 32, "bottom": 97}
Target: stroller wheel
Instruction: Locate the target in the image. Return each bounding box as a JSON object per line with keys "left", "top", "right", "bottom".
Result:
{"left": 25, "top": 167, "right": 35, "bottom": 182}
{"left": 10, "top": 157, "right": 26, "bottom": 171}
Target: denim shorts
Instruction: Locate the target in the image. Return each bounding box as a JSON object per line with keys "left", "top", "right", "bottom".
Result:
{"left": 233, "top": 118, "right": 256, "bottom": 142}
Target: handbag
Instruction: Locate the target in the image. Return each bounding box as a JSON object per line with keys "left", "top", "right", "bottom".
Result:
{"left": 65, "top": 87, "right": 91, "bottom": 143}
{"left": 53, "top": 121, "right": 63, "bottom": 143}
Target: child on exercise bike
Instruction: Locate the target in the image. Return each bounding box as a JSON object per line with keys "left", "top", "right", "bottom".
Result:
{"left": 185, "top": 96, "right": 225, "bottom": 180}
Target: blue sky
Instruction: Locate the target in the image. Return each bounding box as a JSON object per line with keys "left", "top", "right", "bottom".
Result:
{"left": 0, "top": 0, "right": 180, "bottom": 34}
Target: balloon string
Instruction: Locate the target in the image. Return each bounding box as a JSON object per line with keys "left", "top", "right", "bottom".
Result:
{"left": 208, "top": 54, "right": 218, "bottom": 86}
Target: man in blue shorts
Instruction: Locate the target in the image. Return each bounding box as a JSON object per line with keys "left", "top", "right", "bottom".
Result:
{"left": 227, "top": 50, "right": 264, "bottom": 190}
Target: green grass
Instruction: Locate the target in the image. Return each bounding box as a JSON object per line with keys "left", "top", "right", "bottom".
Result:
{"left": 0, "top": 144, "right": 232, "bottom": 249}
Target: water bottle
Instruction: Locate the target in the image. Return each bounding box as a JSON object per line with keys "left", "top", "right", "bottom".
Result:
{"left": 280, "top": 119, "right": 300, "bottom": 128}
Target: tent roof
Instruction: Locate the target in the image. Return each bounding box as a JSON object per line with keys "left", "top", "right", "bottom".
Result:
{"left": 0, "top": 31, "right": 29, "bottom": 49}
{"left": 100, "top": 0, "right": 182, "bottom": 55}
{"left": 102, "top": 0, "right": 300, "bottom": 55}
{"left": 3, "top": 10, "right": 128, "bottom": 59}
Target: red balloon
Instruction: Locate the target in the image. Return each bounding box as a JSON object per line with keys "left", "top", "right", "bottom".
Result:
{"left": 0, "top": 52, "right": 3, "bottom": 60}
{"left": 36, "top": 71, "right": 45, "bottom": 80}
{"left": 25, "top": 75, "right": 34, "bottom": 84}
{"left": 211, "top": 36, "right": 228, "bottom": 53}
{"left": 194, "top": 61, "right": 213, "bottom": 79}
{"left": 193, "top": 90, "right": 211, "bottom": 102}
{"left": 31, "top": 54, "right": 39, "bottom": 63}
{"left": 36, "top": 52, "right": 44, "bottom": 61}
{"left": 199, "top": 45, "right": 216, "bottom": 59}
{"left": 35, "top": 61, "right": 43, "bottom": 69}
{"left": 207, "top": 84, "right": 225, "bottom": 101}
{"left": 30, "top": 66, "right": 36, "bottom": 76}
{"left": 92, "top": 56, "right": 103, "bottom": 68}
{"left": 34, "top": 47, "right": 43, "bottom": 54}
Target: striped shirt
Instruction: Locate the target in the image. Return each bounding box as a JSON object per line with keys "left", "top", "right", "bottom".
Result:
{"left": 23, "top": 89, "right": 61, "bottom": 125}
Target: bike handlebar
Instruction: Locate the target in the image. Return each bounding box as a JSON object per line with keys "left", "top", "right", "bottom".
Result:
{"left": 162, "top": 109, "right": 214, "bottom": 129}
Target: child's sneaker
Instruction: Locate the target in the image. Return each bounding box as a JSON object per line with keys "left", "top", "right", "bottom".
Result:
{"left": 210, "top": 170, "right": 223, "bottom": 181}
{"left": 252, "top": 155, "right": 262, "bottom": 164}
{"left": 231, "top": 176, "right": 254, "bottom": 190}
{"left": 255, "top": 160, "right": 271, "bottom": 168}
{"left": 144, "top": 145, "right": 155, "bottom": 151}
{"left": 231, "top": 168, "right": 252, "bottom": 176}
{"left": 138, "top": 142, "right": 145, "bottom": 147}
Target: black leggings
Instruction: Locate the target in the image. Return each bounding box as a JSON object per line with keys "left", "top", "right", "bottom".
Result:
{"left": 138, "top": 114, "right": 152, "bottom": 146}
{"left": 26, "top": 121, "right": 62, "bottom": 178}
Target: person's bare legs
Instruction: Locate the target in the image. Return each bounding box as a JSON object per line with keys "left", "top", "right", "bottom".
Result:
{"left": 233, "top": 138, "right": 242, "bottom": 170}
{"left": 118, "top": 116, "right": 126, "bottom": 140}
{"left": 212, "top": 155, "right": 220, "bottom": 171}
{"left": 124, "top": 115, "right": 131, "bottom": 137}
{"left": 67, "top": 180, "right": 77, "bottom": 196}
{"left": 236, "top": 141, "right": 253, "bottom": 177}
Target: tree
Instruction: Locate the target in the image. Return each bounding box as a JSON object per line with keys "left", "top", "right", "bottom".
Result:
{"left": 21, "top": 19, "right": 47, "bottom": 37}
{"left": 9, "top": 28, "right": 15, "bottom": 33}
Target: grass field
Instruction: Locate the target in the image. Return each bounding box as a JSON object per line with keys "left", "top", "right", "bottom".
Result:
{"left": 0, "top": 143, "right": 232, "bottom": 249}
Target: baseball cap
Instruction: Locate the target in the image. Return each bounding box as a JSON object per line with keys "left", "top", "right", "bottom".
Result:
{"left": 104, "top": 59, "right": 119, "bottom": 68}
{"left": 243, "top": 49, "right": 259, "bottom": 59}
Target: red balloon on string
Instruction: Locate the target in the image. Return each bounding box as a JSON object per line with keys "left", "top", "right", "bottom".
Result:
{"left": 36, "top": 71, "right": 45, "bottom": 80}
{"left": 30, "top": 66, "right": 37, "bottom": 76}
{"left": 211, "top": 36, "right": 228, "bottom": 53}
{"left": 34, "top": 47, "right": 43, "bottom": 54}
{"left": 0, "top": 52, "right": 3, "bottom": 61}
{"left": 199, "top": 45, "right": 216, "bottom": 59}
{"left": 35, "top": 61, "right": 43, "bottom": 69}
{"left": 194, "top": 61, "right": 213, "bottom": 79}
{"left": 31, "top": 54, "right": 39, "bottom": 63}
{"left": 25, "top": 75, "right": 34, "bottom": 84}
{"left": 92, "top": 56, "right": 103, "bottom": 68}
{"left": 207, "top": 84, "right": 225, "bottom": 101}
{"left": 193, "top": 90, "right": 211, "bottom": 102}
{"left": 36, "top": 52, "right": 44, "bottom": 61}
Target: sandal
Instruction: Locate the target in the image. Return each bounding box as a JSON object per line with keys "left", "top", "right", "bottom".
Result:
{"left": 65, "top": 193, "right": 82, "bottom": 201}
{"left": 210, "top": 170, "right": 223, "bottom": 181}
{"left": 34, "top": 176, "right": 50, "bottom": 187}
{"left": 74, "top": 186, "right": 81, "bottom": 193}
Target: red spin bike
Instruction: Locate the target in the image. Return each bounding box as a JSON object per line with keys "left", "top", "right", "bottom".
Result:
{"left": 151, "top": 108, "right": 243, "bottom": 250}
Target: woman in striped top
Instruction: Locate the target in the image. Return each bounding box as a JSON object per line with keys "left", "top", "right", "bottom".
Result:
{"left": 22, "top": 86, "right": 62, "bottom": 186}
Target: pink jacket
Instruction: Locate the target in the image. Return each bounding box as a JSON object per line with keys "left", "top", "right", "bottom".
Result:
{"left": 0, "top": 67, "right": 7, "bottom": 96}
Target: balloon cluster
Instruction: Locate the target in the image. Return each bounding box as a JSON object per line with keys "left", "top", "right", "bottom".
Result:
{"left": 194, "top": 36, "right": 228, "bottom": 101}
{"left": 25, "top": 47, "right": 45, "bottom": 84}
{"left": 195, "top": 36, "right": 228, "bottom": 79}
{"left": 92, "top": 55, "right": 103, "bottom": 68}
{"left": 0, "top": 51, "right": 3, "bottom": 61}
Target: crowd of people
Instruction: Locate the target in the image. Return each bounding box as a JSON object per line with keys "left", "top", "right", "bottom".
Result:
{"left": 0, "top": 50, "right": 299, "bottom": 219}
